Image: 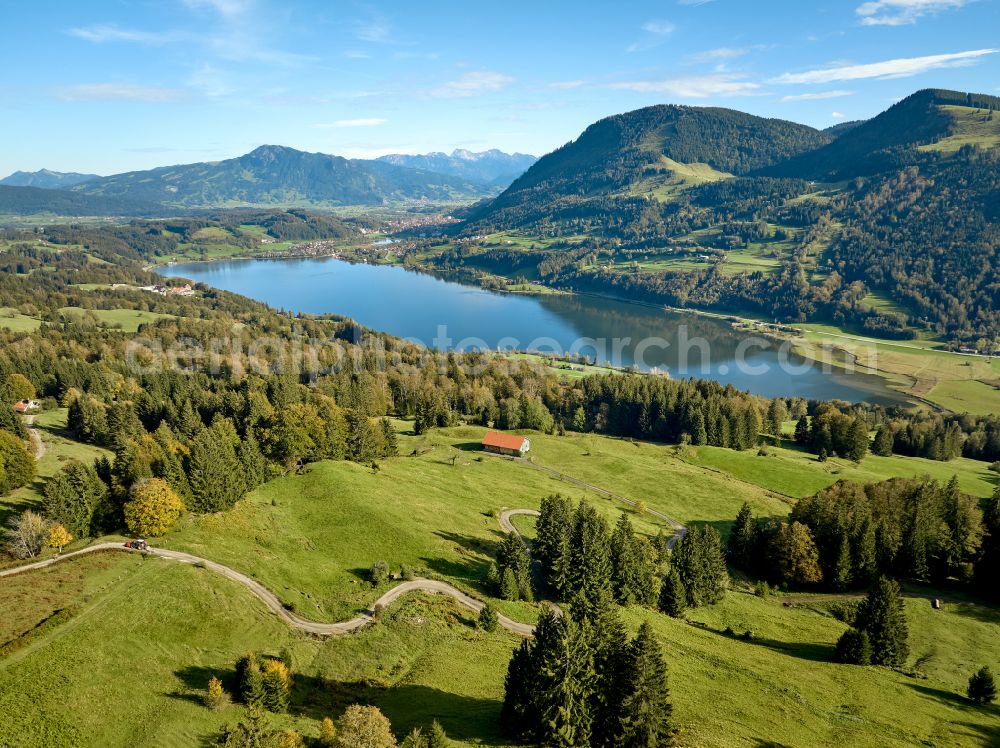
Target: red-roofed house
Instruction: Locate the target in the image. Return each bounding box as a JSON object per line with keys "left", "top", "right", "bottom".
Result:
{"left": 13, "top": 399, "right": 39, "bottom": 413}
{"left": 481, "top": 431, "right": 531, "bottom": 457}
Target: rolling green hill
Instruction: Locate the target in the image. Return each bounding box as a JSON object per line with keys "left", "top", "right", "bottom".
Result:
{"left": 467, "top": 105, "right": 831, "bottom": 229}
{"left": 765, "top": 89, "right": 1000, "bottom": 180}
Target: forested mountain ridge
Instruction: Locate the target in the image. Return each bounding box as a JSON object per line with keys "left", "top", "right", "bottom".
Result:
{"left": 764, "top": 88, "right": 1000, "bottom": 180}
{"left": 70, "top": 145, "right": 494, "bottom": 208}
{"left": 0, "top": 169, "right": 100, "bottom": 189}
{"left": 467, "top": 105, "right": 832, "bottom": 227}
{"left": 0, "top": 185, "right": 165, "bottom": 217}
{"left": 451, "top": 89, "right": 1000, "bottom": 341}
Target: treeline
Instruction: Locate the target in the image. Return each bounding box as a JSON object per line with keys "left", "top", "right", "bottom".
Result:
{"left": 523, "top": 495, "right": 729, "bottom": 615}
{"left": 728, "top": 476, "right": 997, "bottom": 593}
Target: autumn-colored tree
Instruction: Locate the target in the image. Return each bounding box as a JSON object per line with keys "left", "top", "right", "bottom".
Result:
{"left": 261, "top": 659, "right": 292, "bottom": 712}
{"left": 333, "top": 705, "right": 397, "bottom": 748}
{"left": 123, "top": 478, "right": 184, "bottom": 537}
{"left": 772, "top": 521, "right": 824, "bottom": 587}
{"left": 273, "top": 730, "right": 305, "bottom": 748}
{"left": 6, "top": 373, "right": 35, "bottom": 401}
{"left": 204, "top": 676, "right": 231, "bottom": 711}
{"left": 46, "top": 523, "right": 72, "bottom": 553}
{"left": 0, "top": 429, "right": 35, "bottom": 495}
{"left": 633, "top": 500, "right": 648, "bottom": 516}
{"left": 318, "top": 717, "right": 337, "bottom": 747}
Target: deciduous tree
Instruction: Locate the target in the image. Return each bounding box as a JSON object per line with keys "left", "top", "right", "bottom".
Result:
{"left": 124, "top": 478, "right": 183, "bottom": 537}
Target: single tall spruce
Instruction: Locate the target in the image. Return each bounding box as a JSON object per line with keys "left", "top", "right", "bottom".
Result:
{"left": 855, "top": 577, "right": 909, "bottom": 666}
{"left": 727, "top": 502, "right": 757, "bottom": 571}
{"left": 658, "top": 569, "right": 687, "bottom": 618}
{"left": 618, "top": 622, "right": 672, "bottom": 747}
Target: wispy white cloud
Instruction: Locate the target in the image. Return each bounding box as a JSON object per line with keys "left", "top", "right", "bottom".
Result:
{"left": 55, "top": 83, "right": 186, "bottom": 102}
{"left": 67, "top": 24, "right": 188, "bottom": 45}
{"left": 68, "top": 5, "right": 311, "bottom": 68}
{"left": 548, "top": 80, "right": 587, "bottom": 90}
{"left": 428, "top": 71, "right": 514, "bottom": 98}
{"left": 678, "top": 0, "right": 715, "bottom": 5}
{"left": 780, "top": 89, "right": 855, "bottom": 102}
{"left": 831, "top": 111, "right": 846, "bottom": 118}
{"left": 354, "top": 15, "right": 394, "bottom": 44}
{"left": 772, "top": 49, "right": 997, "bottom": 84}
{"left": 315, "top": 118, "right": 388, "bottom": 128}
{"left": 627, "top": 19, "right": 676, "bottom": 53}
{"left": 609, "top": 73, "right": 760, "bottom": 98}
{"left": 855, "top": 0, "right": 972, "bottom": 26}
{"left": 642, "top": 20, "right": 676, "bottom": 34}
{"left": 687, "top": 46, "right": 752, "bottom": 63}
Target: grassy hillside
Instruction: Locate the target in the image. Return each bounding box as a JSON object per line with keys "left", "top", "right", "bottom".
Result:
{"left": 1, "top": 424, "right": 998, "bottom": 746}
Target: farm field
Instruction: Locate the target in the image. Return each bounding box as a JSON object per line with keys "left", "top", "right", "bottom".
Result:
{"left": 56, "top": 307, "right": 174, "bottom": 332}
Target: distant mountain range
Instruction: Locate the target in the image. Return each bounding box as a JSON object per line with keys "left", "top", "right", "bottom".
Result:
{"left": 0, "top": 169, "right": 100, "bottom": 189}
{"left": 0, "top": 147, "right": 537, "bottom": 215}
{"left": 376, "top": 149, "right": 537, "bottom": 187}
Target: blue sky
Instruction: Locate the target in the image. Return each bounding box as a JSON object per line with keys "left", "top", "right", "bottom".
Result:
{"left": 1, "top": 0, "right": 998, "bottom": 175}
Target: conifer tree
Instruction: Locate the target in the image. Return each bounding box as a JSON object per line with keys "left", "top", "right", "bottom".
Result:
{"left": 672, "top": 525, "right": 728, "bottom": 607}
{"left": 499, "top": 566, "right": 520, "bottom": 601}
{"left": 568, "top": 502, "right": 612, "bottom": 606}
{"left": 977, "top": 492, "right": 1000, "bottom": 600}
{"left": 477, "top": 603, "right": 499, "bottom": 633}
{"left": 238, "top": 432, "right": 267, "bottom": 490}
{"left": 727, "top": 502, "right": 757, "bottom": 571}
{"left": 578, "top": 589, "right": 629, "bottom": 748}
{"left": 855, "top": 577, "right": 909, "bottom": 666}
{"left": 618, "top": 622, "right": 672, "bottom": 748}
{"left": 426, "top": 721, "right": 450, "bottom": 748}
{"left": 834, "top": 628, "right": 871, "bottom": 665}
{"left": 794, "top": 415, "right": 810, "bottom": 446}
{"left": 235, "top": 652, "right": 266, "bottom": 708}
{"left": 379, "top": 418, "right": 398, "bottom": 457}
{"left": 535, "top": 612, "right": 595, "bottom": 748}
{"left": 500, "top": 639, "right": 537, "bottom": 738}
{"left": 610, "top": 513, "right": 645, "bottom": 605}
{"left": 967, "top": 666, "right": 997, "bottom": 705}
{"left": 658, "top": 569, "right": 687, "bottom": 618}
{"left": 872, "top": 425, "right": 894, "bottom": 457}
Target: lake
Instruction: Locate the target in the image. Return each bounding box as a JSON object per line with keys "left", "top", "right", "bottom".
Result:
{"left": 162, "top": 257, "right": 907, "bottom": 405}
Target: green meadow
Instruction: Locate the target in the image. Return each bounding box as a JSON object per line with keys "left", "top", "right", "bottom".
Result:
{"left": 1, "top": 423, "right": 998, "bottom": 746}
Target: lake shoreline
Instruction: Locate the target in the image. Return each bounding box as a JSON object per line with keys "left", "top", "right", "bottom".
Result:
{"left": 158, "top": 254, "right": 914, "bottom": 406}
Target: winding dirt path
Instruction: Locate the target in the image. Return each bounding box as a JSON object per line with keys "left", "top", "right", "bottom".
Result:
{"left": 490, "top": 454, "right": 687, "bottom": 547}
{"left": 0, "top": 535, "right": 540, "bottom": 637}
{"left": 1, "top": 459, "right": 687, "bottom": 638}
{"left": 24, "top": 414, "right": 45, "bottom": 460}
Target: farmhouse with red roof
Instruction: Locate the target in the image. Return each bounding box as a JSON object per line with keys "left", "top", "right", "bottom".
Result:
{"left": 481, "top": 431, "right": 531, "bottom": 457}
